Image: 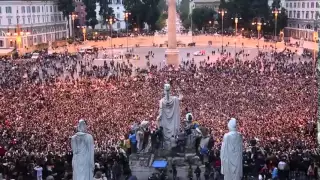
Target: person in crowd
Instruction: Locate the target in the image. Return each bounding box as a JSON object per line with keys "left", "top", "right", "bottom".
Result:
{"left": 0, "top": 45, "right": 317, "bottom": 180}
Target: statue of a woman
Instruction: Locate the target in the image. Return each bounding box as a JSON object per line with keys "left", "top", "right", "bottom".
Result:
{"left": 71, "top": 119, "right": 94, "bottom": 180}
{"left": 221, "top": 118, "right": 243, "bottom": 180}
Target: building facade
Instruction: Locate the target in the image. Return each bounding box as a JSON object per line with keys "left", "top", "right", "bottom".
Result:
{"left": 284, "top": 0, "right": 320, "bottom": 41}
{"left": 0, "top": 0, "right": 68, "bottom": 49}
{"left": 95, "top": 0, "right": 126, "bottom": 31}
{"left": 189, "top": 0, "right": 221, "bottom": 13}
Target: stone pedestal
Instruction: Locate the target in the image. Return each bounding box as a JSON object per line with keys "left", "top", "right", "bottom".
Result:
{"left": 165, "top": 49, "right": 179, "bottom": 68}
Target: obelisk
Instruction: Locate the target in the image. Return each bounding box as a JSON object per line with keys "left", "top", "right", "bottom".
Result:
{"left": 165, "top": 0, "right": 179, "bottom": 68}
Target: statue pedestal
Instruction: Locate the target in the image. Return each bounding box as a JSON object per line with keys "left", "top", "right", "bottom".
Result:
{"left": 165, "top": 48, "right": 179, "bottom": 69}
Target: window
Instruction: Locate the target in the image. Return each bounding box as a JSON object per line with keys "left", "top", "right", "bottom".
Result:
{"left": 22, "top": 6, "right": 25, "bottom": 13}
{"left": 289, "top": 3, "right": 292, "bottom": 8}
{"left": 302, "top": 11, "right": 305, "bottom": 19}
{"left": 294, "top": 3, "right": 296, "bottom": 8}
{"left": 311, "top": 2, "right": 314, "bottom": 8}
{"left": 297, "top": 11, "right": 300, "bottom": 18}
{"left": 298, "top": 2, "right": 300, "bottom": 8}
{"left": 50, "top": 6, "right": 52, "bottom": 12}
{"left": 46, "top": 6, "right": 48, "bottom": 12}
{"left": 17, "top": 17, "right": 19, "bottom": 24}
{"left": 22, "top": 17, "right": 25, "bottom": 24}
{"left": 311, "top": 11, "right": 314, "bottom": 19}
{"left": 116, "top": 13, "right": 120, "bottom": 18}
{"left": 0, "top": 7, "right": 1, "bottom": 14}
{"left": 38, "top": 16, "right": 40, "bottom": 22}
{"left": 27, "top": 7, "right": 30, "bottom": 13}
{"left": 0, "top": 18, "right": 1, "bottom": 25}
{"left": 307, "top": 2, "right": 309, "bottom": 8}
{"left": 293, "top": 11, "right": 296, "bottom": 18}
{"left": 33, "top": 17, "right": 35, "bottom": 23}
{"left": 37, "top": 6, "right": 40, "bottom": 12}
{"left": 28, "top": 17, "right": 30, "bottom": 23}
{"left": 302, "top": 2, "right": 305, "bottom": 8}
{"left": 317, "top": 2, "right": 320, "bottom": 8}
{"left": 43, "top": 17, "right": 45, "bottom": 22}
{"left": 6, "top": 7, "right": 12, "bottom": 13}
{"left": 8, "top": 18, "right": 11, "bottom": 24}
{"left": 42, "top": 6, "right": 44, "bottom": 12}
{"left": 32, "top": 6, "right": 35, "bottom": 13}
{"left": 306, "top": 11, "right": 309, "bottom": 19}
{"left": 0, "top": 40, "right": 3, "bottom": 47}
{"left": 289, "top": 11, "right": 292, "bottom": 18}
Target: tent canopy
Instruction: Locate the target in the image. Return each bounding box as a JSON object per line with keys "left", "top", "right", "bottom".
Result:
{"left": 152, "top": 160, "right": 167, "bottom": 168}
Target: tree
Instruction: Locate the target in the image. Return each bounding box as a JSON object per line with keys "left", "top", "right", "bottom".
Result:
{"left": 269, "top": 0, "right": 288, "bottom": 34}
{"left": 143, "top": 0, "right": 161, "bottom": 31}
{"left": 192, "top": 7, "right": 216, "bottom": 30}
{"left": 123, "top": 0, "right": 145, "bottom": 31}
{"left": 156, "top": 13, "right": 168, "bottom": 30}
{"left": 217, "top": 0, "right": 272, "bottom": 30}
{"left": 83, "top": 0, "right": 98, "bottom": 29}
{"left": 57, "top": 0, "right": 75, "bottom": 37}
{"left": 123, "top": 0, "right": 163, "bottom": 31}
{"left": 179, "top": 0, "right": 190, "bottom": 28}
{"left": 97, "top": 0, "right": 114, "bottom": 28}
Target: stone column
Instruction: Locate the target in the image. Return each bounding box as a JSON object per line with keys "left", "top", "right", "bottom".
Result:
{"left": 165, "top": 0, "right": 179, "bottom": 68}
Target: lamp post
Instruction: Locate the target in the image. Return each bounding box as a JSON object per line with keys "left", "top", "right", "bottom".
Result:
{"left": 272, "top": 8, "right": 281, "bottom": 48}
{"left": 252, "top": 18, "right": 266, "bottom": 51}
{"left": 231, "top": 16, "right": 242, "bottom": 36}
{"left": 71, "top": 13, "right": 78, "bottom": 39}
{"left": 77, "top": 26, "right": 86, "bottom": 41}
{"left": 218, "top": 9, "right": 227, "bottom": 52}
{"left": 108, "top": 17, "right": 115, "bottom": 60}
{"left": 234, "top": 39, "right": 237, "bottom": 60}
{"left": 124, "top": 11, "right": 131, "bottom": 52}
{"left": 94, "top": 32, "right": 98, "bottom": 40}
{"left": 190, "top": 4, "right": 195, "bottom": 42}
{"left": 313, "top": 31, "right": 318, "bottom": 71}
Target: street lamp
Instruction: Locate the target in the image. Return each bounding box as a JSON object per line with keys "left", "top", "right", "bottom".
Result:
{"left": 218, "top": 9, "right": 227, "bottom": 52}
{"left": 231, "top": 16, "right": 242, "bottom": 36}
{"left": 190, "top": 4, "right": 195, "bottom": 42}
{"left": 124, "top": 11, "right": 131, "bottom": 52}
{"left": 234, "top": 39, "right": 237, "bottom": 61}
{"left": 313, "top": 31, "right": 318, "bottom": 70}
{"left": 71, "top": 13, "right": 78, "bottom": 38}
{"left": 252, "top": 19, "right": 266, "bottom": 51}
{"left": 94, "top": 32, "right": 98, "bottom": 40}
{"left": 272, "top": 8, "right": 281, "bottom": 48}
{"left": 107, "top": 17, "right": 115, "bottom": 60}
{"left": 77, "top": 26, "right": 86, "bottom": 41}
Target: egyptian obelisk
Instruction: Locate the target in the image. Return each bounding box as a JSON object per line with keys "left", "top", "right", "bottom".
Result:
{"left": 165, "top": 0, "right": 179, "bottom": 68}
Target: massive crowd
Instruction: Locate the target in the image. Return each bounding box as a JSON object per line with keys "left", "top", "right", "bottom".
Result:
{"left": 0, "top": 46, "right": 318, "bottom": 179}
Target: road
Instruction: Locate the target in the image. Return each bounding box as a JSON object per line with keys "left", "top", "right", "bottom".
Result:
{"left": 93, "top": 46, "right": 311, "bottom": 69}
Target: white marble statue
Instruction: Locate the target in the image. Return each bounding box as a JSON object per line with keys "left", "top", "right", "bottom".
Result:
{"left": 71, "top": 119, "right": 95, "bottom": 180}
{"left": 221, "top": 118, "right": 243, "bottom": 180}
{"left": 157, "top": 83, "right": 182, "bottom": 150}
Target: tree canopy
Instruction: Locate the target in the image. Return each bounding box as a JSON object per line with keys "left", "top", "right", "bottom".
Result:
{"left": 215, "top": 0, "right": 287, "bottom": 33}
{"left": 57, "top": 0, "right": 75, "bottom": 36}
{"left": 192, "top": 7, "right": 216, "bottom": 30}
{"left": 123, "top": 0, "right": 166, "bottom": 31}
{"left": 83, "top": 0, "right": 98, "bottom": 29}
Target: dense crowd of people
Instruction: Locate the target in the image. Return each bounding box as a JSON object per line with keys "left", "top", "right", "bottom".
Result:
{"left": 0, "top": 46, "right": 318, "bottom": 180}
